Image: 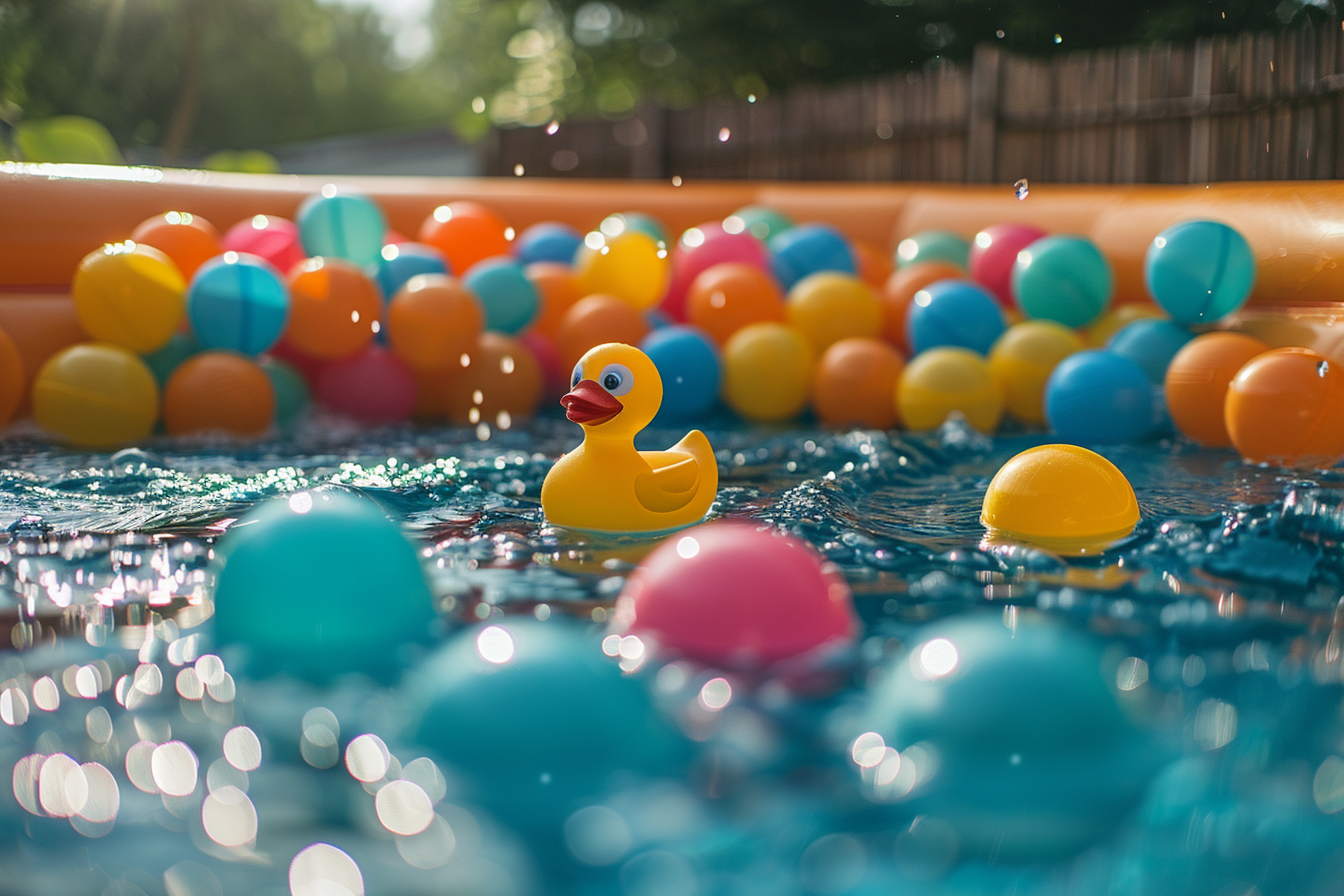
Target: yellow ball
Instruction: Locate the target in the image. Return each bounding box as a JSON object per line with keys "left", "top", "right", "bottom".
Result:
{"left": 33, "top": 343, "right": 160, "bottom": 447}
{"left": 574, "top": 230, "right": 669, "bottom": 310}
{"left": 785, "top": 272, "right": 882, "bottom": 354}
{"left": 722, "top": 322, "right": 814, "bottom": 421}
{"left": 988, "top": 320, "right": 1085, "bottom": 424}
{"left": 72, "top": 241, "right": 186, "bottom": 353}
{"left": 981, "top": 444, "right": 1139, "bottom": 555}
{"left": 896, "top": 346, "right": 1004, "bottom": 433}
{"left": 1084, "top": 303, "right": 1165, "bottom": 348}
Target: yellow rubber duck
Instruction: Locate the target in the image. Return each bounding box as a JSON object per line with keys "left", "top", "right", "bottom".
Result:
{"left": 541, "top": 342, "right": 718, "bottom": 533}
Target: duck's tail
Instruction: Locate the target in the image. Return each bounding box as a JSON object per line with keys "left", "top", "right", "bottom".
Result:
{"left": 672, "top": 429, "right": 719, "bottom": 518}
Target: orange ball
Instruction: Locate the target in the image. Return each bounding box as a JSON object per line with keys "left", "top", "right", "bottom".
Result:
{"left": 412, "top": 365, "right": 457, "bottom": 421}
{"left": 444, "top": 333, "right": 543, "bottom": 426}
{"left": 386, "top": 274, "right": 484, "bottom": 372}
{"left": 685, "top": 262, "right": 785, "bottom": 347}
{"left": 852, "top": 240, "right": 895, "bottom": 290}
{"left": 131, "top": 211, "right": 222, "bottom": 280}
{"left": 812, "top": 337, "right": 905, "bottom": 429}
{"left": 286, "top": 257, "right": 382, "bottom": 359}
{"left": 525, "top": 262, "right": 584, "bottom": 339}
{"left": 1165, "top": 331, "right": 1270, "bottom": 447}
{"left": 785, "top": 272, "right": 881, "bottom": 354}
{"left": 163, "top": 351, "right": 275, "bottom": 437}
{"left": 418, "top": 201, "right": 512, "bottom": 276}
{"left": 880, "top": 261, "right": 965, "bottom": 352}
{"left": 1225, "top": 347, "right": 1344, "bottom": 468}
{"left": 557, "top": 294, "right": 650, "bottom": 370}
{"left": 0, "top": 324, "right": 26, "bottom": 427}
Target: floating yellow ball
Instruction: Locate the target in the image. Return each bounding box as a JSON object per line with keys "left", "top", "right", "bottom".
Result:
{"left": 722, "top": 322, "right": 814, "bottom": 422}
{"left": 574, "top": 230, "right": 669, "bottom": 310}
{"left": 72, "top": 241, "right": 186, "bottom": 353}
{"left": 988, "top": 320, "right": 1085, "bottom": 424}
{"left": 896, "top": 347, "right": 1003, "bottom": 433}
{"left": 785, "top": 272, "right": 882, "bottom": 354}
{"left": 33, "top": 343, "right": 159, "bottom": 448}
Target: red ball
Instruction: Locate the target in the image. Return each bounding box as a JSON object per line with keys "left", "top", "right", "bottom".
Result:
{"left": 614, "top": 521, "right": 857, "bottom": 669}
{"left": 968, "top": 223, "right": 1048, "bottom": 307}
{"left": 221, "top": 215, "right": 305, "bottom": 274}
{"left": 316, "top": 345, "right": 416, "bottom": 425}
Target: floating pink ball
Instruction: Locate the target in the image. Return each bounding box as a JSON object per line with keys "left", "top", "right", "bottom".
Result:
{"left": 518, "top": 330, "right": 565, "bottom": 401}
{"left": 968, "top": 222, "right": 1048, "bottom": 307}
{"left": 614, "top": 521, "right": 857, "bottom": 669}
{"left": 221, "top": 215, "right": 306, "bottom": 274}
{"left": 659, "top": 222, "right": 773, "bottom": 321}
{"left": 316, "top": 345, "right": 416, "bottom": 425}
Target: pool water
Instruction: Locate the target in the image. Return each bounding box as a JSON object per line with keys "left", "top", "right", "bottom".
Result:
{"left": 1, "top": 410, "right": 1342, "bottom": 896}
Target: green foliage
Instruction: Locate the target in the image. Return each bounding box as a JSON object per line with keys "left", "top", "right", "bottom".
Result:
{"left": 13, "top": 114, "right": 122, "bottom": 163}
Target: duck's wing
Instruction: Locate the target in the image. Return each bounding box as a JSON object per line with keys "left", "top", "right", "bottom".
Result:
{"left": 634, "top": 455, "right": 699, "bottom": 513}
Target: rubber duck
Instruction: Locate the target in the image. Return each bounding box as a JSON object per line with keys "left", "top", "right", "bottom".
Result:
{"left": 542, "top": 342, "right": 718, "bottom": 533}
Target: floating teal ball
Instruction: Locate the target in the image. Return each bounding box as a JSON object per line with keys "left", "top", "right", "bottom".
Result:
{"left": 462, "top": 258, "right": 540, "bottom": 334}
{"left": 1144, "top": 219, "right": 1256, "bottom": 324}
{"left": 373, "top": 242, "right": 449, "bottom": 300}
{"left": 895, "top": 230, "right": 971, "bottom": 271}
{"left": 187, "top": 253, "right": 289, "bottom": 355}
{"left": 729, "top": 205, "right": 794, "bottom": 242}
{"left": 1107, "top": 318, "right": 1194, "bottom": 384}
{"left": 258, "top": 356, "right": 310, "bottom": 428}
{"left": 1013, "top": 235, "right": 1114, "bottom": 327}
{"left": 141, "top": 331, "right": 200, "bottom": 386}
{"left": 605, "top": 211, "right": 668, "bottom": 245}
{"left": 296, "top": 190, "right": 387, "bottom": 267}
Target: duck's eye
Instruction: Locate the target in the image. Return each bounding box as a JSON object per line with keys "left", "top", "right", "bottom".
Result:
{"left": 598, "top": 363, "right": 634, "bottom": 397}
{"left": 570, "top": 363, "right": 583, "bottom": 389}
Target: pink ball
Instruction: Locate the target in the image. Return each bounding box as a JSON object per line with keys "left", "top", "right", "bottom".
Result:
{"left": 659, "top": 223, "right": 773, "bottom": 321}
{"left": 316, "top": 345, "right": 416, "bottom": 425}
{"left": 518, "top": 330, "right": 564, "bottom": 401}
{"left": 221, "top": 215, "right": 306, "bottom": 274}
{"left": 614, "top": 521, "right": 857, "bottom": 668}
{"left": 968, "top": 223, "right": 1049, "bottom": 307}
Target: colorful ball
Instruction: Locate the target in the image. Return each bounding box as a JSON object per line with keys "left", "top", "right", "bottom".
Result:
{"left": 285, "top": 257, "right": 382, "bottom": 359}
{"left": 72, "top": 241, "right": 186, "bottom": 353}
{"left": 769, "top": 224, "right": 857, "bottom": 291}
{"left": 895, "top": 230, "right": 970, "bottom": 270}
{"left": 721, "top": 322, "right": 814, "bottom": 422}
{"left": 786, "top": 272, "right": 882, "bottom": 354}
{"left": 727, "top": 205, "right": 794, "bottom": 242}
{"left": 896, "top": 347, "right": 1004, "bottom": 433}
{"left": 602, "top": 211, "right": 667, "bottom": 244}
{"left": 968, "top": 222, "right": 1048, "bottom": 306}
{"left": 518, "top": 330, "right": 565, "bottom": 401}
{"left": 296, "top": 190, "right": 388, "bottom": 267}
{"left": 981, "top": 444, "right": 1139, "bottom": 554}
{"left": 615, "top": 521, "right": 856, "bottom": 667}
{"left": 1225, "top": 347, "right": 1344, "bottom": 468}
{"left": 0, "top": 324, "right": 25, "bottom": 428}
{"left": 163, "top": 351, "right": 275, "bottom": 437}
{"left": 557, "top": 294, "right": 650, "bottom": 370}
{"left": 513, "top": 221, "right": 582, "bottom": 266}
{"left": 221, "top": 214, "right": 305, "bottom": 273}
{"left": 906, "top": 279, "right": 1007, "bottom": 356}
{"left": 186, "top": 252, "right": 289, "bottom": 356}
{"left": 1145, "top": 220, "right": 1256, "bottom": 324}
{"left": 385, "top": 274, "right": 484, "bottom": 372}
{"left": 32, "top": 343, "right": 159, "bottom": 448}
{"left": 316, "top": 345, "right": 417, "bottom": 426}
{"left": 1013, "top": 235, "right": 1114, "bottom": 328}
{"left": 461, "top": 258, "right": 538, "bottom": 334}
{"left": 1045, "top": 350, "right": 1156, "bottom": 444}
{"left": 1085, "top": 303, "right": 1166, "bottom": 348}
{"left": 1106, "top": 318, "right": 1194, "bottom": 384}
{"left": 660, "top": 222, "right": 772, "bottom": 319}
{"left": 852, "top": 239, "right": 895, "bottom": 290}
{"left": 812, "top": 337, "right": 905, "bottom": 429}
{"left": 880, "top": 261, "right": 965, "bottom": 353}
{"left": 524, "top": 262, "right": 584, "bottom": 339}
{"left": 640, "top": 325, "right": 721, "bottom": 422}
{"left": 443, "top": 332, "right": 543, "bottom": 426}
{"left": 1164, "top": 331, "right": 1269, "bottom": 447}
{"left": 131, "top": 211, "right": 222, "bottom": 280}
{"left": 373, "top": 242, "right": 449, "bottom": 300}
{"left": 418, "top": 201, "right": 513, "bottom": 275}
{"left": 142, "top": 333, "right": 200, "bottom": 386}
{"left": 988, "top": 320, "right": 1085, "bottom": 425}
{"left": 574, "top": 229, "right": 669, "bottom": 310}
{"left": 685, "top": 262, "right": 785, "bottom": 347}
{"left": 258, "top": 356, "right": 310, "bottom": 428}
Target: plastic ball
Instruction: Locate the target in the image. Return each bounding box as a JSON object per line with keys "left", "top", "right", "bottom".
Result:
{"left": 418, "top": 201, "right": 513, "bottom": 275}
{"left": 1225, "top": 347, "right": 1344, "bottom": 468}
{"left": 981, "top": 444, "right": 1140, "bottom": 554}
{"left": 213, "top": 488, "right": 435, "bottom": 681}
{"left": 524, "top": 262, "right": 584, "bottom": 339}
{"left": 557, "top": 294, "right": 650, "bottom": 370}
{"left": 258, "top": 356, "right": 310, "bottom": 428}
{"left": 769, "top": 224, "right": 857, "bottom": 291}
{"left": 968, "top": 223, "right": 1048, "bottom": 305}
{"left": 385, "top": 274, "right": 484, "bottom": 372}
{"left": 286, "top": 257, "right": 382, "bottom": 359}
{"left": 1106, "top": 318, "right": 1194, "bottom": 384}
{"left": 812, "top": 337, "right": 905, "bottom": 429}
{"left": 987, "top": 320, "right": 1085, "bottom": 424}
{"left": 0, "top": 325, "right": 25, "bottom": 428}
{"left": 727, "top": 205, "right": 794, "bottom": 242}
{"left": 518, "top": 330, "right": 565, "bottom": 400}
{"left": 1163, "top": 331, "right": 1269, "bottom": 447}
{"left": 163, "top": 351, "right": 275, "bottom": 437}
{"left": 614, "top": 520, "right": 856, "bottom": 667}
{"left": 32, "top": 343, "right": 159, "bottom": 448}
{"left": 1145, "top": 219, "right": 1256, "bottom": 324}
{"left": 853, "top": 239, "right": 895, "bottom": 289}
{"left": 442, "top": 332, "right": 543, "bottom": 426}
{"left": 721, "top": 322, "right": 814, "bottom": 422}
{"left": 296, "top": 190, "right": 388, "bottom": 267}
{"left": 72, "top": 241, "right": 186, "bottom": 353}
{"left": 373, "top": 242, "right": 449, "bottom": 300}
{"left": 906, "top": 279, "right": 1007, "bottom": 356}
{"left": 785, "top": 272, "right": 882, "bottom": 354}
{"left": 606, "top": 211, "right": 668, "bottom": 243}
{"left": 896, "top": 347, "right": 1004, "bottom": 433}
{"left": 142, "top": 332, "right": 200, "bottom": 387}
{"left": 1084, "top": 303, "right": 1166, "bottom": 348}
{"left": 316, "top": 345, "right": 417, "bottom": 426}
{"left": 1045, "top": 350, "right": 1156, "bottom": 444}
{"left": 1013, "top": 235, "right": 1114, "bottom": 327}
{"left": 574, "top": 229, "right": 669, "bottom": 310}
{"left": 640, "top": 326, "right": 721, "bottom": 422}
{"left": 186, "top": 252, "right": 289, "bottom": 356}
{"left": 131, "top": 211, "right": 222, "bottom": 280}
{"left": 895, "top": 230, "right": 970, "bottom": 270}
{"left": 461, "top": 258, "right": 538, "bottom": 334}
{"left": 221, "top": 214, "right": 305, "bottom": 273}
{"left": 660, "top": 222, "right": 772, "bottom": 319}
{"left": 513, "top": 221, "right": 582, "bottom": 266}
{"left": 685, "top": 262, "right": 785, "bottom": 347}
{"left": 880, "top": 261, "right": 965, "bottom": 353}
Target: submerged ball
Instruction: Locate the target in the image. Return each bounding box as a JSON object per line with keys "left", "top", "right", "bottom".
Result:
{"left": 1145, "top": 220, "right": 1256, "bottom": 324}
{"left": 462, "top": 258, "right": 539, "bottom": 334}
{"left": 33, "top": 343, "right": 159, "bottom": 448}
{"left": 906, "top": 279, "right": 1006, "bottom": 356}
{"left": 641, "top": 326, "right": 721, "bottom": 422}
{"left": 1164, "top": 331, "right": 1269, "bottom": 447}
{"left": 721, "top": 322, "right": 813, "bottom": 422}
{"left": 896, "top": 347, "right": 1003, "bottom": 434}
{"left": 988, "top": 320, "right": 1085, "bottom": 425}
{"left": 1045, "top": 350, "right": 1155, "bottom": 444}
{"left": 296, "top": 190, "right": 387, "bottom": 266}
{"left": 72, "top": 241, "right": 186, "bottom": 354}
{"left": 163, "top": 351, "right": 275, "bottom": 437}
{"left": 187, "top": 252, "right": 289, "bottom": 355}
{"left": 1013, "top": 236, "right": 1113, "bottom": 328}
{"left": 1225, "top": 347, "right": 1344, "bottom": 468}
{"left": 812, "top": 337, "right": 905, "bottom": 430}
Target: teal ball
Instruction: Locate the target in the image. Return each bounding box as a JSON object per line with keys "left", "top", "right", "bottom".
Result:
{"left": 1013, "top": 235, "right": 1114, "bottom": 327}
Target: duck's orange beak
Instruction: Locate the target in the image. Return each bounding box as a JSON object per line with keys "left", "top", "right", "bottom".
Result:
{"left": 561, "top": 379, "right": 623, "bottom": 425}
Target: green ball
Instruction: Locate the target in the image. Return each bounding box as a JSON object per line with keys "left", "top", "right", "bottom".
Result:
{"left": 141, "top": 332, "right": 200, "bottom": 386}
{"left": 1012, "top": 235, "right": 1114, "bottom": 328}
{"left": 258, "top": 357, "right": 310, "bottom": 428}
{"left": 895, "top": 230, "right": 971, "bottom": 270}
{"left": 729, "top": 205, "right": 795, "bottom": 242}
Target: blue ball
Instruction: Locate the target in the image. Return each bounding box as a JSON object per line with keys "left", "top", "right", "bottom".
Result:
{"left": 187, "top": 253, "right": 289, "bottom": 356}
{"left": 1045, "top": 350, "right": 1157, "bottom": 444}
{"left": 514, "top": 222, "right": 583, "bottom": 266}
{"left": 906, "top": 279, "right": 1007, "bottom": 356}
{"left": 296, "top": 191, "right": 387, "bottom": 267}
{"left": 769, "top": 224, "right": 856, "bottom": 291}
{"left": 641, "top": 325, "right": 722, "bottom": 422}
{"left": 644, "top": 307, "right": 674, "bottom": 330}
{"left": 374, "top": 242, "right": 449, "bottom": 300}
{"left": 141, "top": 331, "right": 199, "bottom": 385}
{"left": 1013, "top": 235, "right": 1114, "bottom": 328}
{"left": 1106, "top": 318, "right": 1193, "bottom": 384}
{"left": 1144, "top": 219, "right": 1256, "bottom": 324}
{"left": 462, "top": 258, "right": 540, "bottom": 334}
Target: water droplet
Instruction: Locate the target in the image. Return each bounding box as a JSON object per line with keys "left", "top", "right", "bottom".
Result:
{"left": 546, "top": 120, "right": 559, "bottom": 135}
{"left": 513, "top": 163, "right": 525, "bottom": 176}
{"left": 1054, "top": 33, "right": 1062, "bottom": 44}
{"left": 1014, "top": 178, "right": 1029, "bottom": 200}
{"left": 1320, "top": 361, "right": 1330, "bottom": 377}
{"left": 718, "top": 128, "right": 731, "bottom": 142}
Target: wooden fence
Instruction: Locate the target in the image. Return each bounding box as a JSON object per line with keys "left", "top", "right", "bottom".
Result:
{"left": 485, "top": 22, "right": 1344, "bottom": 183}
